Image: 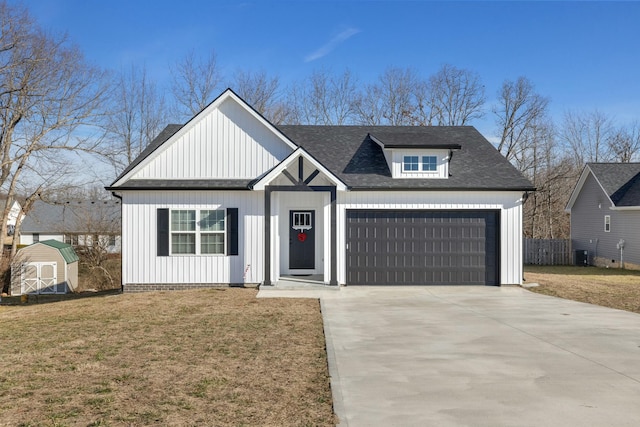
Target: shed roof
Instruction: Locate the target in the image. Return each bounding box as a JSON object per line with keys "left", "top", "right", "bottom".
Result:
{"left": 38, "top": 239, "right": 80, "bottom": 263}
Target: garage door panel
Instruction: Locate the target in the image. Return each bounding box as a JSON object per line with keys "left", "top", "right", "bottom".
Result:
{"left": 346, "top": 210, "right": 499, "bottom": 286}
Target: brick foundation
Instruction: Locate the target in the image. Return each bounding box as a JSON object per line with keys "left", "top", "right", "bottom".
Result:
{"left": 123, "top": 283, "right": 259, "bottom": 293}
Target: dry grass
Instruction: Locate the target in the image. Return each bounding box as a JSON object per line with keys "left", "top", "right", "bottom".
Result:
{"left": 525, "top": 265, "right": 640, "bottom": 314}
{"left": 0, "top": 289, "right": 335, "bottom": 426}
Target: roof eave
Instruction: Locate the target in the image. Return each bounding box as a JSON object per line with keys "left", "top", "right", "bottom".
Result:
{"left": 609, "top": 205, "right": 640, "bottom": 211}
{"left": 347, "top": 186, "right": 536, "bottom": 192}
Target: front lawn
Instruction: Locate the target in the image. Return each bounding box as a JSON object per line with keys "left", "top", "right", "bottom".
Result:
{"left": 524, "top": 265, "right": 640, "bottom": 314}
{"left": 0, "top": 289, "right": 335, "bottom": 426}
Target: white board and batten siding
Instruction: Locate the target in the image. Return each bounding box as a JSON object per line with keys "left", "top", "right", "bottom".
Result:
{"left": 124, "top": 189, "right": 525, "bottom": 287}
{"left": 130, "top": 98, "right": 293, "bottom": 181}
{"left": 338, "top": 190, "right": 525, "bottom": 285}
{"left": 121, "top": 191, "right": 264, "bottom": 286}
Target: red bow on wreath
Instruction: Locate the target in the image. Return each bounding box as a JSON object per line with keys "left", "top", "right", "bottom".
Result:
{"left": 297, "top": 232, "right": 307, "bottom": 242}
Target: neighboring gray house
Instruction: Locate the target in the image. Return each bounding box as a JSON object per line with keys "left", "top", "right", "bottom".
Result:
{"left": 107, "top": 89, "right": 534, "bottom": 291}
{"left": 565, "top": 163, "right": 640, "bottom": 269}
{"left": 19, "top": 200, "right": 121, "bottom": 253}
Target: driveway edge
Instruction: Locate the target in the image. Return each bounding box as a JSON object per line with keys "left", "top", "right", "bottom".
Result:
{"left": 320, "top": 298, "right": 347, "bottom": 427}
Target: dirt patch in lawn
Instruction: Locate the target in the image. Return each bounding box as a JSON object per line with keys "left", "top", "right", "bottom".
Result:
{"left": 525, "top": 265, "right": 640, "bottom": 314}
{"left": 0, "top": 288, "right": 335, "bottom": 426}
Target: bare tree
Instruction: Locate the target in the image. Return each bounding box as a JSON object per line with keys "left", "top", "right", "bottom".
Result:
{"left": 103, "top": 64, "right": 168, "bottom": 173}
{"left": 494, "top": 77, "right": 549, "bottom": 163}
{"left": 232, "top": 69, "right": 289, "bottom": 124}
{"left": 170, "top": 50, "right": 222, "bottom": 120}
{"left": 289, "top": 68, "right": 359, "bottom": 125}
{"left": 0, "top": 1, "right": 109, "bottom": 263}
{"left": 428, "top": 64, "right": 486, "bottom": 126}
{"left": 608, "top": 122, "right": 640, "bottom": 163}
{"left": 355, "top": 67, "right": 420, "bottom": 125}
{"left": 560, "top": 110, "right": 614, "bottom": 166}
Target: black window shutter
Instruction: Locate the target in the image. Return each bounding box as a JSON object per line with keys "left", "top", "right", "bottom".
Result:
{"left": 157, "top": 208, "right": 169, "bottom": 256}
{"left": 227, "top": 208, "right": 239, "bottom": 256}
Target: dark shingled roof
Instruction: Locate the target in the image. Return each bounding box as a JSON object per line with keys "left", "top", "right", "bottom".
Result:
{"left": 109, "top": 124, "right": 534, "bottom": 192}
{"left": 369, "top": 129, "right": 462, "bottom": 149}
{"left": 588, "top": 163, "right": 640, "bottom": 206}
{"left": 278, "top": 125, "right": 534, "bottom": 190}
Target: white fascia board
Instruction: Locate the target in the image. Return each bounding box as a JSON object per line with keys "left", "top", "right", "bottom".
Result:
{"left": 251, "top": 147, "right": 347, "bottom": 191}
{"left": 111, "top": 89, "right": 297, "bottom": 187}
{"left": 368, "top": 133, "right": 385, "bottom": 149}
{"left": 564, "top": 165, "right": 614, "bottom": 212}
{"left": 609, "top": 206, "right": 640, "bottom": 211}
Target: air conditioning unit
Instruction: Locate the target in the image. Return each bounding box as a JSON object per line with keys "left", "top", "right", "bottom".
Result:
{"left": 574, "top": 250, "right": 588, "bottom": 266}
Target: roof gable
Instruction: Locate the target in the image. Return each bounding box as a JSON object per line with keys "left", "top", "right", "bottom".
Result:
{"left": 251, "top": 147, "right": 347, "bottom": 191}
{"left": 566, "top": 163, "right": 640, "bottom": 211}
{"left": 110, "top": 89, "right": 297, "bottom": 187}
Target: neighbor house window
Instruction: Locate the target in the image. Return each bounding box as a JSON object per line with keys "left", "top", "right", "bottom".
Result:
{"left": 108, "top": 235, "right": 116, "bottom": 246}
{"left": 64, "top": 234, "right": 79, "bottom": 245}
{"left": 403, "top": 156, "right": 420, "bottom": 171}
{"left": 33, "top": 233, "right": 39, "bottom": 243}
{"left": 170, "top": 209, "right": 225, "bottom": 255}
{"left": 604, "top": 215, "right": 611, "bottom": 232}
{"left": 422, "top": 156, "right": 437, "bottom": 171}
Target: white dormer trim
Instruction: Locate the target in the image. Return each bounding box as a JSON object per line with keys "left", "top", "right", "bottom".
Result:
{"left": 111, "top": 89, "right": 298, "bottom": 188}
{"left": 392, "top": 149, "right": 449, "bottom": 179}
{"left": 251, "top": 147, "right": 348, "bottom": 191}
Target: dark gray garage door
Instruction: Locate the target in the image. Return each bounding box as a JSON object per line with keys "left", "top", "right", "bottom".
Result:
{"left": 346, "top": 210, "right": 499, "bottom": 285}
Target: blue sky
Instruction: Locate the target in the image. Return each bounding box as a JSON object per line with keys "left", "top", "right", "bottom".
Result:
{"left": 15, "top": 0, "right": 640, "bottom": 137}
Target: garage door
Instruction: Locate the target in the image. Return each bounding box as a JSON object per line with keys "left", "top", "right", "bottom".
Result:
{"left": 346, "top": 210, "right": 499, "bottom": 285}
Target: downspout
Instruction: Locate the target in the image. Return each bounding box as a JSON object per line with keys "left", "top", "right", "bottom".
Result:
{"left": 521, "top": 191, "right": 529, "bottom": 283}
{"left": 110, "top": 192, "right": 124, "bottom": 293}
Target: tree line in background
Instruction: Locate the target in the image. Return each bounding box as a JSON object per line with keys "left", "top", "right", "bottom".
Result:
{"left": 1, "top": 0, "right": 639, "bottom": 265}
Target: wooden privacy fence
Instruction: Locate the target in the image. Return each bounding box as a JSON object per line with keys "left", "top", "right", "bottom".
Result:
{"left": 524, "top": 238, "right": 571, "bottom": 265}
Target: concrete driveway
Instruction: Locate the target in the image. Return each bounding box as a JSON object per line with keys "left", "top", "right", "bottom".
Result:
{"left": 260, "top": 285, "right": 640, "bottom": 426}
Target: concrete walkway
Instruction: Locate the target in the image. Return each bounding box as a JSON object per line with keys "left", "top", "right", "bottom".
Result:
{"left": 258, "top": 286, "right": 640, "bottom": 427}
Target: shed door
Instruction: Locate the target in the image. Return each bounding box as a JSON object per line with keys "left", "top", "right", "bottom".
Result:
{"left": 346, "top": 210, "right": 499, "bottom": 285}
{"left": 21, "top": 262, "right": 61, "bottom": 294}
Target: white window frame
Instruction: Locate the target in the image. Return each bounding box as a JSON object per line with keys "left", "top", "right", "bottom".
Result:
{"left": 402, "top": 155, "right": 439, "bottom": 173}
{"left": 402, "top": 155, "right": 420, "bottom": 172}
{"left": 604, "top": 215, "right": 611, "bottom": 232}
{"left": 421, "top": 155, "right": 438, "bottom": 172}
{"left": 170, "top": 209, "right": 226, "bottom": 255}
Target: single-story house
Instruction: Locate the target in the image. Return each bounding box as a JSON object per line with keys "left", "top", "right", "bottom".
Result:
{"left": 565, "top": 162, "right": 640, "bottom": 269}
{"left": 20, "top": 200, "right": 121, "bottom": 253}
{"left": 106, "top": 89, "right": 534, "bottom": 292}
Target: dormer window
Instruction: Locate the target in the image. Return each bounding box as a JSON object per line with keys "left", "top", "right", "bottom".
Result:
{"left": 422, "top": 156, "right": 437, "bottom": 171}
{"left": 403, "top": 156, "right": 420, "bottom": 172}
{"left": 403, "top": 155, "right": 438, "bottom": 173}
